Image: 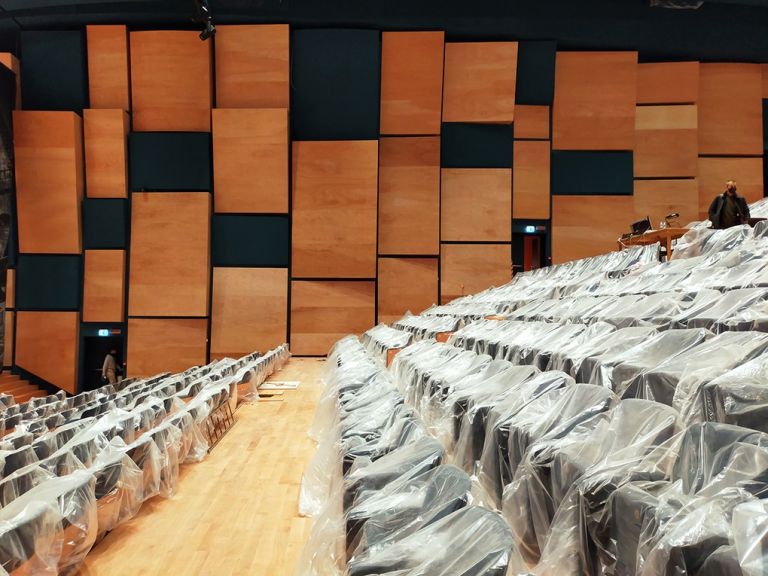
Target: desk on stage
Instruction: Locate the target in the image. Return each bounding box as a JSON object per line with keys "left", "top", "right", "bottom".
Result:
{"left": 617, "top": 227, "right": 689, "bottom": 258}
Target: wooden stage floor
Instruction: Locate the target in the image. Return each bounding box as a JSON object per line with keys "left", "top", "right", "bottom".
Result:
{"left": 77, "top": 357, "right": 326, "bottom": 576}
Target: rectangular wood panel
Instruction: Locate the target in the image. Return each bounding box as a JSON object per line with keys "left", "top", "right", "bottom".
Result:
{"left": 212, "top": 108, "right": 288, "bottom": 213}
{"left": 513, "top": 140, "right": 551, "bottom": 219}
{"left": 0, "top": 52, "right": 21, "bottom": 108}
{"left": 443, "top": 42, "right": 518, "bottom": 123}
{"left": 6, "top": 268, "right": 14, "bottom": 309}
{"left": 83, "top": 249, "right": 125, "bottom": 323}
{"left": 215, "top": 25, "right": 289, "bottom": 109}
{"left": 130, "top": 31, "right": 212, "bottom": 132}
{"left": 636, "top": 62, "right": 699, "bottom": 105}
{"left": 380, "top": 31, "right": 444, "bottom": 135}
{"left": 553, "top": 51, "right": 638, "bottom": 150}
{"left": 634, "top": 105, "right": 698, "bottom": 178}
{"left": 697, "top": 157, "right": 764, "bottom": 219}
{"left": 378, "top": 258, "right": 438, "bottom": 324}
{"left": 514, "top": 105, "right": 549, "bottom": 139}
{"left": 552, "top": 195, "right": 634, "bottom": 264}
{"left": 290, "top": 280, "right": 375, "bottom": 356}
{"left": 16, "top": 311, "right": 78, "bottom": 393}
{"left": 210, "top": 268, "right": 288, "bottom": 360}
{"left": 127, "top": 318, "right": 208, "bottom": 376}
{"left": 378, "top": 137, "right": 440, "bottom": 255}
{"left": 129, "top": 192, "right": 211, "bottom": 316}
{"left": 441, "top": 169, "right": 512, "bottom": 241}
{"left": 84, "top": 109, "right": 128, "bottom": 198}
{"left": 4, "top": 311, "right": 13, "bottom": 367}
{"left": 14, "top": 111, "right": 83, "bottom": 254}
{"left": 440, "top": 244, "right": 511, "bottom": 304}
{"left": 292, "top": 140, "right": 378, "bottom": 278}
{"left": 698, "top": 63, "right": 763, "bottom": 156}
{"left": 763, "top": 64, "right": 768, "bottom": 98}
{"left": 86, "top": 25, "right": 130, "bottom": 110}
{"left": 634, "top": 179, "right": 699, "bottom": 228}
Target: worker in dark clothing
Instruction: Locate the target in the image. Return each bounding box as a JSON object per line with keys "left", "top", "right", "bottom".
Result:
{"left": 708, "top": 180, "right": 750, "bottom": 229}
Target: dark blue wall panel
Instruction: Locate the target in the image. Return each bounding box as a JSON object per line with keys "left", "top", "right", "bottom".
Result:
{"left": 129, "top": 133, "right": 212, "bottom": 192}
{"left": 516, "top": 41, "right": 556, "bottom": 106}
{"left": 17, "top": 254, "right": 81, "bottom": 310}
{"left": 441, "top": 124, "right": 514, "bottom": 168}
{"left": 552, "top": 151, "right": 634, "bottom": 196}
{"left": 212, "top": 215, "right": 290, "bottom": 268}
{"left": 83, "top": 199, "right": 127, "bottom": 250}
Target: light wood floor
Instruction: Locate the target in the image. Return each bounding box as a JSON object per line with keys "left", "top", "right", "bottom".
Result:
{"left": 77, "top": 357, "right": 326, "bottom": 576}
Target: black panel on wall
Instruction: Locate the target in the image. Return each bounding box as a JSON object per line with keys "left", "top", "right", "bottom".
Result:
{"left": 129, "top": 133, "right": 212, "bottom": 191}
{"left": 20, "top": 30, "right": 88, "bottom": 112}
{"left": 516, "top": 41, "right": 557, "bottom": 106}
{"left": 16, "top": 254, "right": 81, "bottom": 310}
{"left": 83, "top": 198, "right": 127, "bottom": 249}
{"left": 441, "top": 124, "right": 514, "bottom": 168}
{"left": 551, "top": 151, "right": 634, "bottom": 196}
{"left": 291, "top": 29, "right": 381, "bottom": 140}
{"left": 212, "top": 215, "right": 290, "bottom": 267}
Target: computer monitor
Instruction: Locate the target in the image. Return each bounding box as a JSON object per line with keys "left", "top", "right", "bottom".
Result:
{"left": 631, "top": 217, "right": 652, "bottom": 235}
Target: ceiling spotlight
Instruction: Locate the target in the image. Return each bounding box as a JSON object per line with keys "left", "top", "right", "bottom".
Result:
{"left": 200, "top": 21, "right": 216, "bottom": 41}
{"left": 193, "top": 0, "right": 216, "bottom": 41}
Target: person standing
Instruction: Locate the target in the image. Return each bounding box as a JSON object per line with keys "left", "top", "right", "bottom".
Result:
{"left": 102, "top": 347, "right": 119, "bottom": 384}
{"left": 708, "top": 180, "right": 750, "bottom": 229}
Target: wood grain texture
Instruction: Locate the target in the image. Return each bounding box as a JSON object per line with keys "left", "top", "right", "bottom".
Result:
{"left": 552, "top": 195, "right": 635, "bottom": 263}
{"left": 210, "top": 268, "right": 288, "bottom": 360}
{"left": 442, "top": 42, "right": 518, "bottom": 123}
{"left": 514, "top": 105, "right": 550, "bottom": 139}
{"left": 83, "top": 249, "right": 125, "bottom": 323}
{"left": 0, "top": 52, "right": 21, "bottom": 108}
{"left": 553, "top": 51, "right": 638, "bottom": 150}
{"left": 440, "top": 244, "right": 511, "bottom": 304}
{"left": 636, "top": 62, "right": 699, "bottom": 104}
{"left": 16, "top": 311, "right": 79, "bottom": 393}
{"left": 634, "top": 179, "right": 699, "bottom": 228}
{"left": 86, "top": 25, "right": 130, "bottom": 110}
{"left": 441, "top": 169, "right": 512, "bottom": 241}
{"left": 698, "top": 63, "right": 763, "bottom": 156}
{"left": 290, "top": 280, "right": 375, "bottom": 355}
{"left": 292, "top": 141, "right": 378, "bottom": 278}
{"left": 129, "top": 192, "right": 211, "bottom": 317}
{"left": 84, "top": 109, "right": 128, "bottom": 198}
{"left": 380, "top": 31, "right": 444, "bottom": 135}
{"left": 130, "top": 31, "right": 212, "bottom": 132}
{"left": 13, "top": 111, "right": 83, "bottom": 254}
{"left": 378, "top": 137, "right": 440, "bottom": 255}
{"left": 513, "top": 140, "right": 551, "bottom": 219}
{"left": 127, "top": 318, "right": 208, "bottom": 377}
{"left": 697, "top": 157, "right": 764, "bottom": 219}
{"left": 634, "top": 105, "right": 698, "bottom": 178}
{"left": 4, "top": 311, "right": 13, "bottom": 367}
{"left": 212, "top": 108, "right": 288, "bottom": 213}
{"left": 215, "top": 24, "right": 289, "bottom": 109}
{"left": 378, "top": 257, "right": 438, "bottom": 323}
{"left": 6, "top": 268, "right": 14, "bottom": 309}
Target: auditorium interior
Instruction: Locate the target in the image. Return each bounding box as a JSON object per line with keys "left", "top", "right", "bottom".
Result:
{"left": 0, "top": 0, "right": 768, "bottom": 574}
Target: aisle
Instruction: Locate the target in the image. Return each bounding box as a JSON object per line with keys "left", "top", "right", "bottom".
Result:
{"left": 78, "top": 357, "right": 326, "bottom": 576}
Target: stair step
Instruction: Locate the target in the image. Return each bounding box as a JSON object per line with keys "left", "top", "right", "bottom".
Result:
{"left": 0, "top": 374, "right": 22, "bottom": 383}
{"left": 14, "top": 391, "right": 46, "bottom": 403}
{"left": 0, "top": 383, "right": 35, "bottom": 395}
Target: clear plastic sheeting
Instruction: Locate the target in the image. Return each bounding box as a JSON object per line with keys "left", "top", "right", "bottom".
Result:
{"left": 361, "top": 324, "right": 412, "bottom": 362}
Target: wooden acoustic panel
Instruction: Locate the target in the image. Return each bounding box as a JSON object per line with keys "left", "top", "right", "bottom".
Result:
{"left": 83, "top": 249, "right": 125, "bottom": 323}
{"left": 698, "top": 64, "right": 763, "bottom": 156}
{"left": 552, "top": 195, "right": 635, "bottom": 264}
{"left": 441, "top": 169, "right": 512, "bottom": 241}
{"left": 84, "top": 109, "right": 128, "bottom": 198}
{"left": 763, "top": 64, "right": 768, "bottom": 98}
{"left": 513, "top": 140, "right": 550, "bottom": 219}
{"left": 4, "top": 311, "right": 13, "bottom": 367}
{"left": 378, "top": 258, "right": 438, "bottom": 324}
{"left": 6, "top": 268, "right": 14, "bottom": 309}
{"left": 292, "top": 141, "right": 378, "bottom": 278}
{"left": 212, "top": 108, "right": 288, "bottom": 213}
{"left": 378, "top": 137, "right": 440, "bottom": 255}
{"left": 634, "top": 179, "right": 699, "bottom": 228}
{"left": 440, "top": 244, "right": 511, "bottom": 304}
{"left": 0, "top": 52, "right": 21, "bottom": 108}
{"left": 16, "top": 311, "right": 78, "bottom": 393}
{"left": 215, "top": 25, "right": 289, "bottom": 109}
{"left": 553, "top": 52, "right": 638, "bottom": 150}
{"left": 127, "top": 318, "right": 208, "bottom": 377}
{"left": 86, "top": 25, "right": 129, "bottom": 110}
{"left": 14, "top": 111, "right": 83, "bottom": 254}
{"left": 443, "top": 42, "right": 518, "bottom": 123}
{"left": 514, "top": 105, "right": 549, "bottom": 139}
{"left": 636, "top": 62, "right": 699, "bottom": 105}
{"left": 210, "top": 268, "right": 288, "bottom": 360}
{"left": 290, "top": 280, "right": 375, "bottom": 356}
{"left": 380, "top": 31, "right": 444, "bottom": 135}
{"left": 634, "top": 105, "right": 698, "bottom": 178}
{"left": 130, "top": 31, "right": 212, "bottom": 132}
{"left": 129, "top": 192, "right": 211, "bottom": 317}
{"left": 697, "top": 157, "right": 764, "bottom": 219}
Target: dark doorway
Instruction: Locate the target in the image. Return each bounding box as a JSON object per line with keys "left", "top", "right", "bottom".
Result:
{"left": 513, "top": 222, "right": 551, "bottom": 275}
{"left": 82, "top": 335, "right": 123, "bottom": 391}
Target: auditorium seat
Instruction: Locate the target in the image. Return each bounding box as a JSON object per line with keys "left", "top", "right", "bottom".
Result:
{"left": 700, "top": 354, "right": 768, "bottom": 432}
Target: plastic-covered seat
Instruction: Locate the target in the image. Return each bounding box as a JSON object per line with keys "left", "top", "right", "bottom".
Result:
{"left": 0, "top": 446, "right": 38, "bottom": 479}
{"left": 701, "top": 354, "right": 768, "bottom": 433}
